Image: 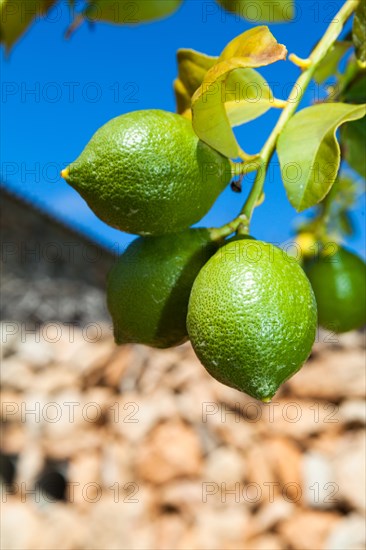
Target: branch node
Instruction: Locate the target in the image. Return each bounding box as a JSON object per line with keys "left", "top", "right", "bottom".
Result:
{"left": 288, "top": 53, "right": 312, "bottom": 69}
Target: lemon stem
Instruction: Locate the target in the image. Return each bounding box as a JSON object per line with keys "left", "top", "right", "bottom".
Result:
{"left": 288, "top": 53, "right": 312, "bottom": 69}
{"left": 239, "top": 0, "right": 358, "bottom": 226}
{"left": 209, "top": 214, "right": 249, "bottom": 241}
{"left": 272, "top": 98, "right": 288, "bottom": 109}
{"left": 231, "top": 159, "right": 261, "bottom": 179}
{"left": 238, "top": 148, "right": 258, "bottom": 162}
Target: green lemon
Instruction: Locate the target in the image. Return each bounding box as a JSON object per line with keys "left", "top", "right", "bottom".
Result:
{"left": 107, "top": 228, "right": 219, "bottom": 348}
{"left": 304, "top": 245, "right": 366, "bottom": 333}
{"left": 187, "top": 239, "right": 317, "bottom": 401}
{"left": 62, "top": 110, "right": 231, "bottom": 236}
{"left": 85, "top": 0, "right": 182, "bottom": 24}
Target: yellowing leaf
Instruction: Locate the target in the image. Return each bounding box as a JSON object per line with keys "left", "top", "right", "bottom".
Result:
{"left": 277, "top": 103, "right": 366, "bottom": 212}
{"left": 191, "top": 27, "right": 287, "bottom": 158}
{"left": 221, "top": 68, "right": 274, "bottom": 126}
{"left": 219, "top": 25, "right": 287, "bottom": 64}
{"left": 0, "top": 0, "right": 56, "bottom": 52}
{"left": 174, "top": 49, "right": 218, "bottom": 115}
{"left": 217, "top": 0, "right": 294, "bottom": 22}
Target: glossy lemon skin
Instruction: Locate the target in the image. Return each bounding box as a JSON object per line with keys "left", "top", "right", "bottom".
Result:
{"left": 107, "top": 228, "right": 218, "bottom": 348}
{"left": 64, "top": 110, "right": 231, "bottom": 236}
{"left": 187, "top": 239, "right": 317, "bottom": 401}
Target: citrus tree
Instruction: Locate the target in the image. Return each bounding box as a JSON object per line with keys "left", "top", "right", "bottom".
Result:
{"left": 4, "top": 0, "right": 366, "bottom": 401}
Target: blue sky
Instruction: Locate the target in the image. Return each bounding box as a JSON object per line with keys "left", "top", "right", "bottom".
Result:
{"left": 1, "top": 0, "right": 365, "bottom": 256}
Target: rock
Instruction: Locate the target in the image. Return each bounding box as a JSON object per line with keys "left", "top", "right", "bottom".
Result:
{"left": 339, "top": 400, "right": 366, "bottom": 425}
{"left": 159, "top": 480, "right": 204, "bottom": 512}
{"left": 28, "top": 366, "right": 79, "bottom": 394}
{"left": 175, "top": 380, "right": 216, "bottom": 424}
{"left": 100, "top": 437, "right": 135, "bottom": 488}
{"left": 47, "top": 325, "right": 91, "bottom": 364}
{"left": 287, "top": 350, "right": 365, "bottom": 400}
{"left": 136, "top": 420, "right": 202, "bottom": 484}
{"left": 195, "top": 504, "right": 250, "bottom": 549}
{"left": 332, "top": 432, "right": 366, "bottom": 513}
{"left": 278, "top": 510, "right": 342, "bottom": 550}
{"left": 1, "top": 423, "right": 26, "bottom": 454}
{"left": 137, "top": 347, "right": 185, "bottom": 393}
{"left": 203, "top": 446, "right": 245, "bottom": 485}
{"left": 0, "top": 391, "right": 24, "bottom": 423}
{"left": 326, "top": 513, "right": 366, "bottom": 550}
{"left": 43, "top": 427, "right": 103, "bottom": 461}
{"left": 245, "top": 444, "right": 277, "bottom": 505}
{"left": 163, "top": 357, "right": 205, "bottom": 392}
{"left": 263, "top": 437, "right": 302, "bottom": 501}
{"left": 335, "top": 330, "right": 365, "bottom": 349}
{"left": 67, "top": 450, "right": 102, "bottom": 507}
{"left": 32, "top": 504, "right": 87, "bottom": 550}
{"left": 71, "top": 338, "right": 115, "bottom": 378}
{"left": 303, "top": 451, "right": 335, "bottom": 509}
{"left": 154, "top": 513, "right": 187, "bottom": 550}
{"left": 253, "top": 500, "right": 295, "bottom": 535}
{"left": 243, "top": 534, "right": 288, "bottom": 550}
{"left": 0, "top": 498, "right": 41, "bottom": 550}
{"left": 202, "top": 400, "right": 256, "bottom": 451}
{"left": 0, "top": 322, "right": 20, "bottom": 358}
{"left": 102, "top": 345, "right": 137, "bottom": 388}
{"left": 112, "top": 390, "right": 177, "bottom": 443}
{"left": 15, "top": 444, "right": 44, "bottom": 487}
{"left": 40, "top": 389, "right": 90, "bottom": 439}
{"left": 16, "top": 338, "right": 54, "bottom": 368}
{"left": 261, "top": 398, "right": 340, "bottom": 439}
{"left": 1, "top": 356, "right": 33, "bottom": 391}
{"left": 85, "top": 494, "right": 153, "bottom": 550}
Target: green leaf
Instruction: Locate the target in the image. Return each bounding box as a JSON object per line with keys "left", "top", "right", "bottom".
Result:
{"left": 313, "top": 41, "right": 352, "bottom": 84}
{"left": 352, "top": 1, "right": 366, "bottom": 67}
{"left": 84, "top": 0, "right": 182, "bottom": 24}
{"left": 191, "top": 27, "right": 287, "bottom": 158}
{"left": 0, "top": 0, "right": 56, "bottom": 51}
{"left": 216, "top": 0, "right": 294, "bottom": 22}
{"left": 277, "top": 102, "right": 366, "bottom": 211}
{"left": 174, "top": 49, "right": 218, "bottom": 116}
{"left": 341, "top": 117, "right": 366, "bottom": 178}
{"left": 339, "top": 68, "right": 366, "bottom": 179}
{"left": 341, "top": 69, "right": 366, "bottom": 104}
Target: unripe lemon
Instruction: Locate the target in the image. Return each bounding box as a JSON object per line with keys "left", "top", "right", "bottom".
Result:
{"left": 107, "top": 229, "right": 219, "bottom": 348}
{"left": 304, "top": 245, "right": 366, "bottom": 333}
{"left": 62, "top": 110, "right": 231, "bottom": 236}
{"left": 187, "top": 239, "right": 317, "bottom": 401}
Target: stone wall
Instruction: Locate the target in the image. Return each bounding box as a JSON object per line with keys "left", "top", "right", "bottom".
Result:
{"left": 1, "top": 186, "right": 115, "bottom": 325}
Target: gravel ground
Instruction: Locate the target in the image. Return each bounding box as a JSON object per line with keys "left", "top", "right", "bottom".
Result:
{"left": 1, "top": 323, "right": 365, "bottom": 550}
